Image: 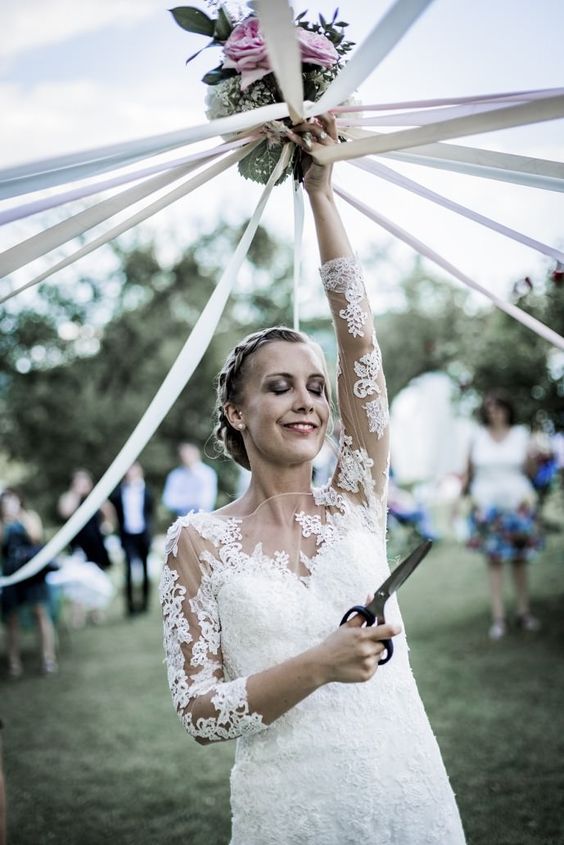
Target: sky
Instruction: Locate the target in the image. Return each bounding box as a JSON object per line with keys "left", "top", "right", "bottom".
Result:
{"left": 1, "top": 0, "right": 564, "bottom": 312}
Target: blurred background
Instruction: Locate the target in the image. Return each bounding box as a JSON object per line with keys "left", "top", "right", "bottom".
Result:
{"left": 1, "top": 1, "right": 563, "bottom": 844}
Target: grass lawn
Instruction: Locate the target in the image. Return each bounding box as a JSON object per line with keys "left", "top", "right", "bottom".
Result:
{"left": 1, "top": 527, "right": 563, "bottom": 845}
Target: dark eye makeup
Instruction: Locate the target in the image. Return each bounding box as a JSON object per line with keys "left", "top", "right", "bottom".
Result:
{"left": 266, "top": 378, "right": 325, "bottom": 396}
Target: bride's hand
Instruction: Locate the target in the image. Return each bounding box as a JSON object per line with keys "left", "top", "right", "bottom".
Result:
{"left": 286, "top": 112, "right": 338, "bottom": 195}
{"left": 313, "top": 620, "right": 401, "bottom": 684}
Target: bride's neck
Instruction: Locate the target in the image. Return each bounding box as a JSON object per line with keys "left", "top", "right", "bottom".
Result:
{"left": 243, "top": 462, "right": 313, "bottom": 512}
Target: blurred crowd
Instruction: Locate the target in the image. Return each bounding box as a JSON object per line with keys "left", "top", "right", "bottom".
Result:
{"left": 1, "top": 403, "right": 563, "bottom": 678}
{"left": 0, "top": 442, "right": 218, "bottom": 679}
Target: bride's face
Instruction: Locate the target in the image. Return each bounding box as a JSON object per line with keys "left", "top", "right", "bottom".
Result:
{"left": 231, "top": 341, "right": 330, "bottom": 470}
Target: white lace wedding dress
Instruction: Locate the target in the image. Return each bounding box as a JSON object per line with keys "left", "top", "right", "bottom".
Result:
{"left": 160, "top": 257, "right": 466, "bottom": 844}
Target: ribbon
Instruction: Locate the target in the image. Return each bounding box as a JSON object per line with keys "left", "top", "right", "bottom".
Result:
{"left": 0, "top": 144, "right": 292, "bottom": 589}
{"left": 333, "top": 87, "right": 564, "bottom": 113}
{"left": 0, "top": 144, "right": 257, "bottom": 279}
{"left": 255, "top": 0, "right": 304, "bottom": 124}
{"left": 0, "top": 145, "right": 259, "bottom": 305}
{"left": 0, "top": 135, "right": 257, "bottom": 227}
{"left": 337, "top": 98, "right": 561, "bottom": 128}
{"left": 0, "top": 103, "right": 290, "bottom": 200}
{"left": 349, "top": 158, "right": 564, "bottom": 264}
{"left": 315, "top": 93, "right": 564, "bottom": 164}
{"left": 334, "top": 184, "right": 564, "bottom": 353}
{"left": 309, "top": 0, "right": 435, "bottom": 115}
{"left": 344, "top": 128, "right": 564, "bottom": 193}
{"left": 293, "top": 182, "right": 304, "bottom": 331}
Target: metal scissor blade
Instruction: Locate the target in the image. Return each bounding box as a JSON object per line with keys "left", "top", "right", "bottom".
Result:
{"left": 365, "top": 539, "right": 432, "bottom": 620}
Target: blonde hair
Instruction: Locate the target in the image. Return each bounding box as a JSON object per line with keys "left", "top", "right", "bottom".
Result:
{"left": 214, "top": 326, "right": 331, "bottom": 470}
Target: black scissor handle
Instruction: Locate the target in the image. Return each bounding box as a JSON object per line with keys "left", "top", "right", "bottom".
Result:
{"left": 339, "top": 605, "right": 394, "bottom": 666}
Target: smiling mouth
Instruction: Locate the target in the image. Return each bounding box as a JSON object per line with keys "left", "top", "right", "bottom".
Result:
{"left": 283, "top": 422, "right": 318, "bottom": 433}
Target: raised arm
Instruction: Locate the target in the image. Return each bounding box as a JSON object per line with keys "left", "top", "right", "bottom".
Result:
{"left": 291, "top": 115, "right": 390, "bottom": 514}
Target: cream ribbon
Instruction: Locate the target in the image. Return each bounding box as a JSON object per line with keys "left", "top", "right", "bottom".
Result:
{"left": 334, "top": 183, "right": 564, "bottom": 353}
{"left": 349, "top": 158, "right": 564, "bottom": 264}
{"left": 309, "top": 0, "right": 435, "bottom": 115}
{"left": 254, "top": 0, "right": 304, "bottom": 124}
{"left": 333, "top": 87, "right": 564, "bottom": 113}
{"left": 293, "top": 182, "right": 304, "bottom": 331}
{"left": 0, "top": 144, "right": 292, "bottom": 588}
{"left": 314, "top": 94, "right": 564, "bottom": 164}
{"left": 344, "top": 127, "right": 564, "bottom": 192}
{"left": 0, "top": 103, "right": 290, "bottom": 200}
{"left": 0, "top": 145, "right": 259, "bottom": 304}
{"left": 0, "top": 135, "right": 256, "bottom": 227}
{"left": 0, "top": 142, "right": 255, "bottom": 279}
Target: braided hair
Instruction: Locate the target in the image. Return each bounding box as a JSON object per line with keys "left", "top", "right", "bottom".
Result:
{"left": 215, "top": 326, "right": 331, "bottom": 470}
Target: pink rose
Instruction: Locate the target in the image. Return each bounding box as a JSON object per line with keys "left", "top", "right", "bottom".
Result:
{"left": 297, "top": 28, "right": 339, "bottom": 68}
{"left": 222, "top": 18, "right": 340, "bottom": 92}
{"left": 223, "top": 18, "right": 272, "bottom": 91}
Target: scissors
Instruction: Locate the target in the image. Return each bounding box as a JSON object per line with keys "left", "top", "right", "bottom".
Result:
{"left": 339, "top": 539, "right": 433, "bottom": 666}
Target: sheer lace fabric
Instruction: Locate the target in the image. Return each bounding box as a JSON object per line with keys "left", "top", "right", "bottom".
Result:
{"left": 160, "top": 257, "right": 465, "bottom": 844}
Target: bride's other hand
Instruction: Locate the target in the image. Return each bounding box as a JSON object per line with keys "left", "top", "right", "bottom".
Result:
{"left": 286, "top": 112, "right": 338, "bottom": 195}
{"left": 312, "top": 617, "right": 401, "bottom": 685}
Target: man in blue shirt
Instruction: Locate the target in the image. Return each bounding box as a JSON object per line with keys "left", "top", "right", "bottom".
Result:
{"left": 162, "top": 443, "right": 218, "bottom": 517}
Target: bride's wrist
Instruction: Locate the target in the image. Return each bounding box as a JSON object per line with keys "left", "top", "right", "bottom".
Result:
{"left": 302, "top": 645, "right": 332, "bottom": 687}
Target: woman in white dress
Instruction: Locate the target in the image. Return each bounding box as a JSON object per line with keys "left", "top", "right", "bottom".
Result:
{"left": 466, "top": 391, "right": 542, "bottom": 640}
{"left": 160, "top": 114, "right": 466, "bottom": 844}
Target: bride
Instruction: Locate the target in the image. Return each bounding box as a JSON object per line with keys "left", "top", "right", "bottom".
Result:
{"left": 160, "top": 113, "right": 466, "bottom": 844}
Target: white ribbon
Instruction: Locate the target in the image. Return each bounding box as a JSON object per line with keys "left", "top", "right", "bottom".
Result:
{"left": 0, "top": 135, "right": 256, "bottom": 227}
{"left": 315, "top": 93, "right": 564, "bottom": 164}
{"left": 0, "top": 145, "right": 259, "bottom": 305}
{"left": 0, "top": 144, "right": 292, "bottom": 589}
{"left": 0, "top": 103, "right": 290, "bottom": 200}
{"left": 0, "top": 144, "right": 257, "bottom": 279}
{"left": 293, "top": 181, "right": 304, "bottom": 331}
{"left": 333, "top": 87, "right": 564, "bottom": 113}
{"left": 337, "top": 98, "right": 558, "bottom": 128}
{"left": 255, "top": 0, "right": 304, "bottom": 124}
{"left": 384, "top": 146, "right": 564, "bottom": 193}
{"left": 334, "top": 183, "right": 564, "bottom": 353}
{"left": 349, "top": 158, "right": 564, "bottom": 263}
{"left": 344, "top": 128, "right": 564, "bottom": 192}
{"left": 309, "top": 0, "right": 435, "bottom": 115}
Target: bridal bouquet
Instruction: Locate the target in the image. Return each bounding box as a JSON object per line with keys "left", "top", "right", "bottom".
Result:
{"left": 171, "top": 4, "right": 353, "bottom": 184}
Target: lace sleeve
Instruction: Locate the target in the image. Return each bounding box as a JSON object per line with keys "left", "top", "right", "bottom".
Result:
{"left": 159, "top": 518, "right": 265, "bottom": 744}
{"left": 321, "top": 256, "right": 389, "bottom": 520}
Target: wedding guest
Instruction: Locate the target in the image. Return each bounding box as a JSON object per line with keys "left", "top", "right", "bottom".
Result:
{"left": 1, "top": 489, "right": 57, "bottom": 676}
{"left": 162, "top": 443, "right": 217, "bottom": 517}
{"left": 110, "top": 462, "right": 154, "bottom": 616}
{"left": 58, "top": 469, "right": 114, "bottom": 570}
{"left": 464, "top": 391, "right": 542, "bottom": 640}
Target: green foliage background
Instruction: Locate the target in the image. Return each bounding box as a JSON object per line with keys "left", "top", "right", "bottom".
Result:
{"left": 1, "top": 223, "right": 562, "bottom": 525}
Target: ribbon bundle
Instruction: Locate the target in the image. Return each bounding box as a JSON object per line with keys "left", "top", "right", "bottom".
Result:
{"left": 1, "top": 0, "right": 563, "bottom": 587}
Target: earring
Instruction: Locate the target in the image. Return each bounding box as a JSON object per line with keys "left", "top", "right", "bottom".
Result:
{"left": 238, "top": 423, "right": 245, "bottom": 431}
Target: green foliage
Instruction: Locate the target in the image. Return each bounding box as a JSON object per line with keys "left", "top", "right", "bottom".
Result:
{"left": 169, "top": 6, "right": 215, "bottom": 37}
{"left": 375, "top": 258, "right": 564, "bottom": 430}
{"left": 296, "top": 8, "right": 355, "bottom": 55}
{"left": 1, "top": 223, "right": 562, "bottom": 526}
{"left": 0, "top": 224, "right": 326, "bottom": 522}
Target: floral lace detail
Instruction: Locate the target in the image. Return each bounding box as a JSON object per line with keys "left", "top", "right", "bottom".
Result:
{"left": 160, "top": 524, "right": 265, "bottom": 743}
{"left": 363, "top": 396, "right": 389, "bottom": 439}
{"left": 352, "top": 347, "right": 382, "bottom": 399}
{"left": 159, "top": 564, "right": 193, "bottom": 710}
{"left": 313, "top": 484, "right": 346, "bottom": 511}
{"left": 320, "top": 256, "right": 368, "bottom": 338}
{"left": 336, "top": 432, "right": 376, "bottom": 504}
{"left": 294, "top": 511, "right": 341, "bottom": 548}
